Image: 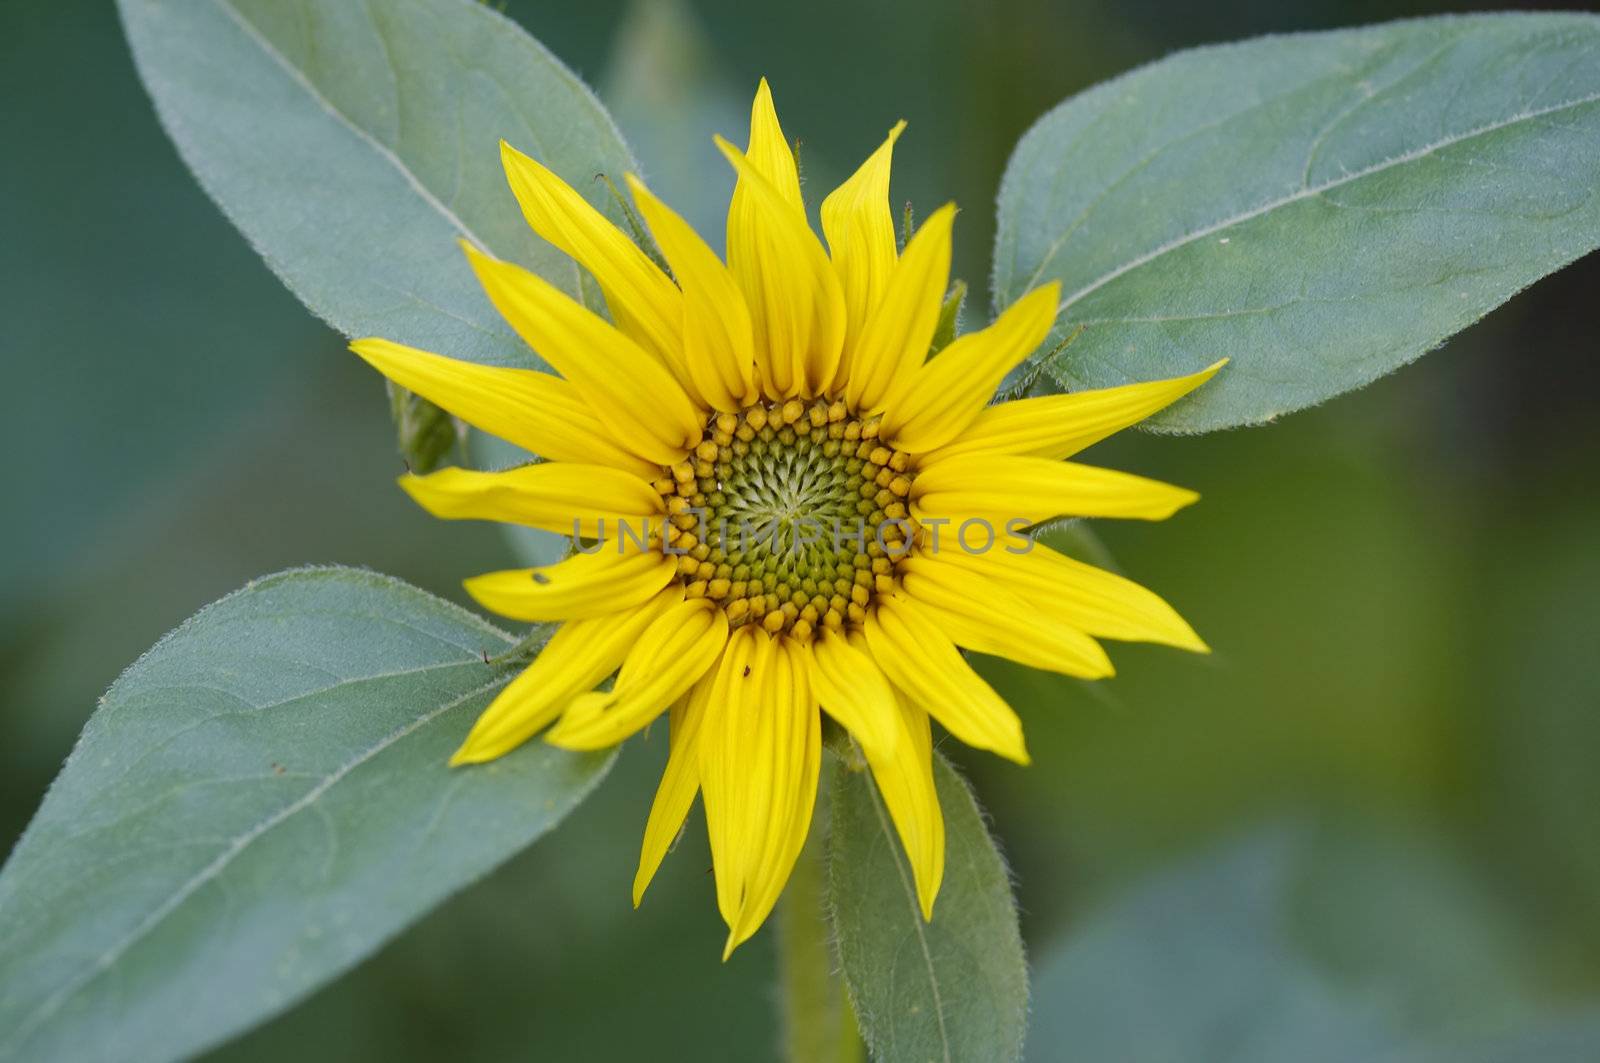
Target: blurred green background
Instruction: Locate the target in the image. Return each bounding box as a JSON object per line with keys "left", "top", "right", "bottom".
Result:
{"left": 3, "top": 1, "right": 1598, "bottom": 1059}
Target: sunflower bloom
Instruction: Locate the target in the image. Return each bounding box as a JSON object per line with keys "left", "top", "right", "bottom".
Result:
{"left": 352, "top": 80, "right": 1221, "bottom": 958}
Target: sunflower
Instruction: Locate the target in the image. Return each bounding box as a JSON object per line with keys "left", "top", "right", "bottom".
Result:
{"left": 352, "top": 80, "right": 1221, "bottom": 958}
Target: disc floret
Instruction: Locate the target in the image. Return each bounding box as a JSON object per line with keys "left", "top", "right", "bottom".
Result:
{"left": 654, "top": 398, "right": 917, "bottom": 639}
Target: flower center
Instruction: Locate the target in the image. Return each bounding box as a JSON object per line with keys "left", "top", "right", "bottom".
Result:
{"left": 654, "top": 398, "right": 917, "bottom": 639}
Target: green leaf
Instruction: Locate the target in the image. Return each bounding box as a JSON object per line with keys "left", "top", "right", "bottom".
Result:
{"left": 1026, "top": 832, "right": 1402, "bottom": 1062}
{"left": 1025, "top": 827, "right": 1572, "bottom": 1061}
{"left": 116, "top": 0, "right": 638, "bottom": 368}
{"left": 0, "top": 567, "right": 612, "bottom": 1063}
{"left": 993, "top": 14, "right": 1600, "bottom": 431}
{"left": 827, "top": 752, "right": 1027, "bottom": 1063}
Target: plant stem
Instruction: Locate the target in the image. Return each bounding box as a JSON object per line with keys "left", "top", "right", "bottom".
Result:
{"left": 777, "top": 784, "right": 865, "bottom": 1063}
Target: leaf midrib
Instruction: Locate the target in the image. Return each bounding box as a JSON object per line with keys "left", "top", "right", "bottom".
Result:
{"left": 1029, "top": 88, "right": 1600, "bottom": 313}
{"left": 863, "top": 769, "right": 954, "bottom": 1063}
{"left": 0, "top": 669, "right": 513, "bottom": 1058}
{"left": 215, "top": 0, "right": 490, "bottom": 251}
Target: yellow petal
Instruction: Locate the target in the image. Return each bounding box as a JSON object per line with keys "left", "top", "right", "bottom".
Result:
{"left": 698, "top": 628, "right": 762, "bottom": 927}
{"left": 821, "top": 121, "right": 904, "bottom": 383}
{"left": 883, "top": 283, "right": 1061, "bottom": 453}
{"left": 844, "top": 204, "right": 955, "bottom": 413}
{"left": 463, "top": 547, "right": 676, "bottom": 622}
{"left": 350, "top": 338, "right": 656, "bottom": 477}
{"left": 809, "top": 633, "right": 944, "bottom": 918}
{"left": 726, "top": 630, "right": 825, "bottom": 954}
{"left": 451, "top": 587, "right": 684, "bottom": 765}
{"left": 633, "top": 676, "right": 714, "bottom": 906}
{"left": 463, "top": 242, "right": 702, "bottom": 466}
{"left": 808, "top": 631, "right": 903, "bottom": 757}
{"left": 927, "top": 360, "right": 1228, "bottom": 465}
{"left": 742, "top": 78, "right": 803, "bottom": 211}
{"left": 931, "top": 542, "right": 1208, "bottom": 652}
{"left": 717, "top": 136, "right": 846, "bottom": 399}
{"left": 899, "top": 552, "right": 1113, "bottom": 678}
{"left": 398, "top": 462, "right": 661, "bottom": 538}
{"left": 879, "top": 688, "right": 945, "bottom": 921}
{"left": 700, "top": 631, "right": 820, "bottom": 957}
{"left": 627, "top": 175, "right": 757, "bottom": 411}
{"left": 545, "top": 598, "right": 729, "bottom": 750}
{"left": 864, "top": 594, "right": 1029, "bottom": 764}
{"left": 499, "top": 141, "right": 684, "bottom": 370}
{"left": 912, "top": 455, "right": 1199, "bottom": 525}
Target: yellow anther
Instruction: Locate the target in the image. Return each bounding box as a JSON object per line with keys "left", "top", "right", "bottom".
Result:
{"left": 889, "top": 451, "right": 911, "bottom": 472}
{"left": 671, "top": 461, "right": 695, "bottom": 482}
{"left": 695, "top": 440, "right": 720, "bottom": 462}
{"left": 850, "top": 584, "right": 870, "bottom": 607}
{"left": 685, "top": 579, "right": 708, "bottom": 598}
{"left": 790, "top": 619, "right": 813, "bottom": 641}
{"left": 715, "top": 411, "right": 739, "bottom": 435}
{"left": 781, "top": 398, "right": 805, "bottom": 424}
{"left": 889, "top": 476, "right": 911, "bottom": 497}
{"left": 708, "top": 577, "right": 731, "bottom": 598}
{"left": 746, "top": 406, "right": 768, "bottom": 430}
{"left": 869, "top": 446, "right": 891, "bottom": 466}
{"left": 874, "top": 574, "right": 896, "bottom": 595}
{"left": 762, "top": 610, "right": 786, "bottom": 633}
{"left": 823, "top": 608, "right": 844, "bottom": 630}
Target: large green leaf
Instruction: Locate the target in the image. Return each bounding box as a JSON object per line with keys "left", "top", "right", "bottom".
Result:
{"left": 0, "top": 567, "right": 612, "bottom": 1063}
{"left": 1025, "top": 828, "right": 1592, "bottom": 1062}
{"left": 994, "top": 14, "right": 1600, "bottom": 431}
{"left": 827, "top": 753, "right": 1028, "bottom": 1063}
{"left": 116, "top": 0, "right": 638, "bottom": 368}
